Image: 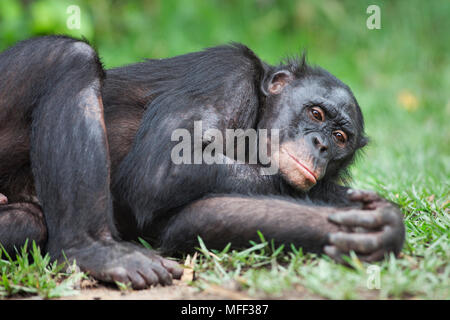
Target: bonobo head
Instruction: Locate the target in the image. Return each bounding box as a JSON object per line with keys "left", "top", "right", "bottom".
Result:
{"left": 258, "top": 56, "right": 368, "bottom": 191}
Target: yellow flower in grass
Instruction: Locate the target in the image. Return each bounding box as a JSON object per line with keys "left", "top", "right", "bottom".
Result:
{"left": 397, "top": 90, "right": 419, "bottom": 112}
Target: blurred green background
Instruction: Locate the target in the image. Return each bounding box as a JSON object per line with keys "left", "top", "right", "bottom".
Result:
{"left": 0, "top": 0, "right": 448, "bottom": 193}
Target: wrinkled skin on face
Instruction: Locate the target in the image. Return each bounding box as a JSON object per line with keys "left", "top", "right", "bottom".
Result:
{"left": 260, "top": 71, "right": 367, "bottom": 191}
{"left": 272, "top": 140, "right": 320, "bottom": 191}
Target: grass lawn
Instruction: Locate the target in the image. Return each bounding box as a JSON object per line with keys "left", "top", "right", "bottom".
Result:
{"left": 0, "top": 0, "right": 448, "bottom": 299}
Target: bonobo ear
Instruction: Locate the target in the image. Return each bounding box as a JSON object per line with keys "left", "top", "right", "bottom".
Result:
{"left": 359, "top": 136, "right": 369, "bottom": 148}
{"left": 262, "top": 70, "right": 294, "bottom": 96}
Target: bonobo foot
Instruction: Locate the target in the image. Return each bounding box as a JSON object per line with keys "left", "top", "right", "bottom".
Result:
{"left": 325, "top": 190, "right": 405, "bottom": 263}
{"left": 58, "top": 240, "right": 183, "bottom": 289}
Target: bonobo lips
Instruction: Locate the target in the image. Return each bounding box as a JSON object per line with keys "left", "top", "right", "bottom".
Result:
{"left": 283, "top": 149, "right": 318, "bottom": 184}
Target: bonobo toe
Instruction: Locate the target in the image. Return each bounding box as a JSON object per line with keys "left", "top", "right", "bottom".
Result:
{"left": 58, "top": 241, "right": 179, "bottom": 289}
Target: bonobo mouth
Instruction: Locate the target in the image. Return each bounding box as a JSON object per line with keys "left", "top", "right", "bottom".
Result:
{"left": 283, "top": 148, "right": 317, "bottom": 184}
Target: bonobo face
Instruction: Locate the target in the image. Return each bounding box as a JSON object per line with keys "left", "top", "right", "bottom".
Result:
{"left": 261, "top": 69, "right": 367, "bottom": 191}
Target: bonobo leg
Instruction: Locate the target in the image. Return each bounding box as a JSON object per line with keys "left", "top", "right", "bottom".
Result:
{"left": 0, "top": 202, "right": 47, "bottom": 257}
{"left": 158, "top": 195, "right": 404, "bottom": 262}
{"left": 1, "top": 36, "right": 181, "bottom": 288}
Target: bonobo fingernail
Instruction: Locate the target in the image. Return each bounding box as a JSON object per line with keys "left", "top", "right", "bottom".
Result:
{"left": 328, "top": 214, "right": 341, "bottom": 223}
{"left": 329, "top": 234, "right": 335, "bottom": 243}
{"left": 324, "top": 245, "right": 337, "bottom": 255}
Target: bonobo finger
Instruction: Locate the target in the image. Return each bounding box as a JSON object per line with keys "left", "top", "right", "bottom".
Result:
{"left": 365, "top": 201, "right": 380, "bottom": 210}
{"left": 357, "top": 249, "right": 386, "bottom": 263}
{"left": 128, "top": 270, "right": 148, "bottom": 290}
{"left": 106, "top": 267, "right": 131, "bottom": 286}
{"left": 148, "top": 261, "right": 173, "bottom": 286}
{"left": 160, "top": 258, "right": 184, "bottom": 280}
{"left": 347, "top": 189, "right": 379, "bottom": 202}
{"left": 0, "top": 193, "right": 7, "bottom": 205}
{"left": 329, "top": 232, "right": 382, "bottom": 254}
{"left": 379, "top": 225, "right": 398, "bottom": 248}
{"left": 379, "top": 206, "right": 403, "bottom": 226}
{"left": 136, "top": 268, "right": 159, "bottom": 287}
{"left": 328, "top": 210, "right": 383, "bottom": 229}
{"left": 323, "top": 245, "right": 346, "bottom": 264}
{"left": 137, "top": 248, "right": 179, "bottom": 283}
{"left": 325, "top": 245, "right": 386, "bottom": 264}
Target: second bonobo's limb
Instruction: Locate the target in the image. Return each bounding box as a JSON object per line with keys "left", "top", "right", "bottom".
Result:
{"left": 0, "top": 202, "right": 47, "bottom": 257}
{"left": 7, "top": 36, "right": 181, "bottom": 288}
{"left": 157, "top": 195, "right": 405, "bottom": 262}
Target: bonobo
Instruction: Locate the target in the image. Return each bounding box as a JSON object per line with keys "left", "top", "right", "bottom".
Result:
{"left": 0, "top": 36, "right": 404, "bottom": 289}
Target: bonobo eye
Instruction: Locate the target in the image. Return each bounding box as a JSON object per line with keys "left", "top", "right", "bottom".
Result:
{"left": 309, "top": 107, "right": 325, "bottom": 122}
{"left": 332, "top": 130, "right": 348, "bottom": 146}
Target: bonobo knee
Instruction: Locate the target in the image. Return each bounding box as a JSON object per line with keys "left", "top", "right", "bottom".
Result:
{"left": 54, "top": 38, "right": 101, "bottom": 72}
{"left": 34, "top": 36, "right": 100, "bottom": 73}
{"left": 70, "top": 40, "right": 97, "bottom": 61}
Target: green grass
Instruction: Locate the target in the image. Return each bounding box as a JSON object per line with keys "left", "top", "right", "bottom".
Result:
{"left": 190, "top": 243, "right": 448, "bottom": 300}
{"left": 0, "top": 241, "right": 85, "bottom": 299}
{"left": 0, "top": 0, "right": 449, "bottom": 299}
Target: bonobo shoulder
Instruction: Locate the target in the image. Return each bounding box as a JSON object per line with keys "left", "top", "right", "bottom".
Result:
{"left": 203, "top": 42, "right": 266, "bottom": 71}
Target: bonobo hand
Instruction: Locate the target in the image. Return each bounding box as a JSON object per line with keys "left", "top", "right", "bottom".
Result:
{"left": 0, "top": 193, "right": 7, "bottom": 205}
{"left": 324, "top": 190, "right": 405, "bottom": 263}
{"left": 58, "top": 241, "right": 183, "bottom": 289}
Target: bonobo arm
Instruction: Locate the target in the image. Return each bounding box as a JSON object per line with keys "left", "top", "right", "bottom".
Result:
{"left": 157, "top": 194, "right": 405, "bottom": 262}
{"left": 113, "top": 84, "right": 268, "bottom": 225}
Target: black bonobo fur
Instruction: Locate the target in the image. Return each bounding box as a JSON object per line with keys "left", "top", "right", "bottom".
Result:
{"left": 0, "top": 36, "right": 404, "bottom": 289}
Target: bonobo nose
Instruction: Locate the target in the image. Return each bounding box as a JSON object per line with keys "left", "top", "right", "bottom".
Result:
{"left": 310, "top": 133, "right": 328, "bottom": 153}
